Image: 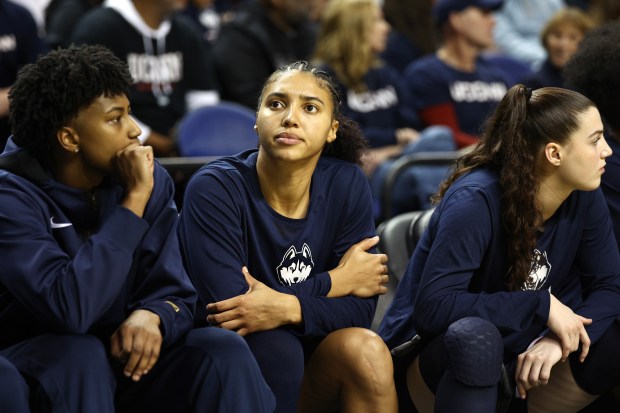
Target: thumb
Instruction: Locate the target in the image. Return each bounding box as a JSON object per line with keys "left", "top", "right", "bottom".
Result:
{"left": 357, "top": 236, "right": 380, "bottom": 252}
{"left": 242, "top": 266, "right": 257, "bottom": 290}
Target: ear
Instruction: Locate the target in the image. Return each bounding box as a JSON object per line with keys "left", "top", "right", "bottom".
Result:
{"left": 56, "top": 126, "right": 80, "bottom": 154}
{"left": 326, "top": 119, "right": 339, "bottom": 143}
{"left": 543, "top": 142, "right": 562, "bottom": 166}
{"left": 447, "top": 11, "right": 463, "bottom": 31}
{"left": 254, "top": 124, "right": 258, "bottom": 134}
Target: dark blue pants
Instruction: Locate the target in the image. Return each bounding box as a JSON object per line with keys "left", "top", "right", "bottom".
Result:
{"left": 2, "top": 327, "right": 275, "bottom": 413}
{"left": 0, "top": 356, "right": 29, "bottom": 412}
{"left": 245, "top": 329, "right": 320, "bottom": 413}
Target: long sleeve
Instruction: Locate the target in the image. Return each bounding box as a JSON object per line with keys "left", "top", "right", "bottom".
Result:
{"left": 570, "top": 189, "right": 620, "bottom": 344}
{"left": 128, "top": 164, "right": 197, "bottom": 348}
{"left": 0, "top": 163, "right": 196, "bottom": 348}
{"left": 412, "top": 184, "right": 550, "bottom": 352}
{"left": 0, "top": 179, "right": 148, "bottom": 334}
{"left": 179, "top": 157, "right": 377, "bottom": 337}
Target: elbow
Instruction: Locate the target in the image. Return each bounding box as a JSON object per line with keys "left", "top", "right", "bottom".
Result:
{"left": 413, "top": 296, "right": 452, "bottom": 337}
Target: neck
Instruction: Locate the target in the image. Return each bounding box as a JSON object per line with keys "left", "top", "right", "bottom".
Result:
{"left": 267, "top": 9, "right": 294, "bottom": 33}
{"left": 256, "top": 153, "right": 316, "bottom": 219}
{"left": 536, "top": 175, "right": 572, "bottom": 222}
{"left": 52, "top": 153, "right": 103, "bottom": 191}
{"left": 437, "top": 39, "right": 480, "bottom": 72}
{"left": 133, "top": 0, "right": 165, "bottom": 29}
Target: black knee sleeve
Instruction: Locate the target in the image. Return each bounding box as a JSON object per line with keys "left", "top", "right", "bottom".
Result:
{"left": 444, "top": 317, "right": 504, "bottom": 387}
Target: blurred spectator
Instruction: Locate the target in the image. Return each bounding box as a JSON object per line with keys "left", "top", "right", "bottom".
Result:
{"left": 44, "top": 0, "right": 102, "bottom": 49}
{"left": 0, "top": 0, "right": 48, "bottom": 148}
{"left": 522, "top": 7, "right": 594, "bottom": 89}
{"left": 588, "top": 0, "right": 620, "bottom": 25}
{"left": 8, "top": 0, "right": 50, "bottom": 32}
{"left": 565, "top": 21, "right": 620, "bottom": 245}
{"left": 313, "top": 0, "right": 454, "bottom": 217}
{"left": 565, "top": 0, "right": 588, "bottom": 10}
{"left": 404, "top": 0, "right": 512, "bottom": 149}
{"left": 182, "top": 0, "right": 221, "bottom": 44}
{"left": 71, "top": 0, "right": 220, "bottom": 157}
{"left": 381, "top": 0, "right": 437, "bottom": 74}
{"left": 308, "top": 0, "right": 329, "bottom": 24}
{"left": 493, "top": 0, "right": 565, "bottom": 70}
{"left": 211, "top": 0, "right": 316, "bottom": 109}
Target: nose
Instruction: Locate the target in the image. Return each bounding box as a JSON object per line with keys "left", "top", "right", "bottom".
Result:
{"left": 129, "top": 115, "right": 142, "bottom": 140}
{"left": 282, "top": 106, "right": 299, "bottom": 127}
{"left": 602, "top": 136, "right": 613, "bottom": 158}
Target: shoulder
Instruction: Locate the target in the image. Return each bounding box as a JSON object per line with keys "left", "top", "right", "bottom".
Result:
{"left": 78, "top": 6, "right": 120, "bottom": 23}
{"left": 403, "top": 55, "right": 450, "bottom": 87}
{"left": 315, "top": 157, "right": 368, "bottom": 192}
{"left": 2, "top": 0, "right": 33, "bottom": 20}
{"left": 72, "top": 7, "right": 124, "bottom": 37}
{"left": 404, "top": 54, "right": 441, "bottom": 75}
{"left": 440, "top": 168, "right": 501, "bottom": 210}
{"left": 170, "top": 13, "right": 204, "bottom": 38}
{"left": 188, "top": 150, "right": 256, "bottom": 188}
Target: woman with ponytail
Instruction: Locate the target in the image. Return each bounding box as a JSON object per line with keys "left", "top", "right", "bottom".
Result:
{"left": 380, "top": 84, "right": 620, "bottom": 412}
{"left": 179, "top": 61, "right": 397, "bottom": 413}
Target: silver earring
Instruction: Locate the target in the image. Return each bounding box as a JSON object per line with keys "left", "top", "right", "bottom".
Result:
{"left": 74, "top": 148, "right": 79, "bottom": 153}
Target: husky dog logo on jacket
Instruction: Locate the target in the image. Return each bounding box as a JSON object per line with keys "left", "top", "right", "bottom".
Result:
{"left": 522, "top": 249, "right": 551, "bottom": 291}
{"left": 277, "top": 243, "right": 314, "bottom": 285}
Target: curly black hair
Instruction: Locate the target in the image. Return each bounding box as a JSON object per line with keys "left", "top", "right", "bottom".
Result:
{"left": 256, "top": 60, "right": 368, "bottom": 165}
{"left": 8, "top": 44, "right": 133, "bottom": 168}
{"left": 564, "top": 21, "right": 620, "bottom": 134}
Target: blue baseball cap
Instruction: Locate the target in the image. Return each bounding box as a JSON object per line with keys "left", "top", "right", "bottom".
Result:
{"left": 433, "top": 0, "right": 504, "bottom": 26}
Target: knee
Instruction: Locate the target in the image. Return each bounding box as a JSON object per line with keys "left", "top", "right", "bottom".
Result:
{"left": 331, "top": 328, "right": 394, "bottom": 388}
{"left": 245, "top": 329, "right": 305, "bottom": 371}
{"left": 185, "top": 327, "right": 257, "bottom": 363}
{"left": 444, "top": 317, "right": 503, "bottom": 386}
{"left": 54, "top": 334, "right": 108, "bottom": 370}
{"left": 0, "top": 358, "right": 27, "bottom": 397}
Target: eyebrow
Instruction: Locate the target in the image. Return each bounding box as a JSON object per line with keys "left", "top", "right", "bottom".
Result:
{"left": 587, "top": 129, "right": 605, "bottom": 139}
{"left": 267, "top": 92, "right": 326, "bottom": 107}
{"left": 105, "top": 105, "right": 127, "bottom": 114}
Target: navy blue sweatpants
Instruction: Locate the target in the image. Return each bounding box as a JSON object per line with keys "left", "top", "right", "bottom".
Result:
{"left": 2, "top": 327, "right": 275, "bottom": 413}
{"left": 0, "top": 356, "right": 29, "bottom": 412}
{"left": 245, "top": 329, "right": 321, "bottom": 413}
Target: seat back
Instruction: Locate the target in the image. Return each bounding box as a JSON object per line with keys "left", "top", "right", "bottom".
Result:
{"left": 176, "top": 101, "right": 258, "bottom": 156}
{"left": 377, "top": 210, "right": 424, "bottom": 281}
{"left": 372, "top": 211, "right": 424, "bottom": 332}
{"left": 408, "top": 207, "right": 435, "bottom": 254}
{"left": 380, "top": 151, "right": 459, "bottom": 221}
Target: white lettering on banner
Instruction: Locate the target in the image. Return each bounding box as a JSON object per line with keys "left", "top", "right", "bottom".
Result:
{"left": 347, "top": 85, "right": 399, "bottom": 112}
{"left": 127, "top": 52, "right": 183, "bottom": 84}
{"left": 450, "top": 81, "right": 507, "bottom": 103}
{"left": 0, "top": 35, "right": 16, "bottom": 53}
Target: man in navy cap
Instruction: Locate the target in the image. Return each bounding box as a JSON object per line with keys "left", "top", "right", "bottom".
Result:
{"left": 401, "top": 0, "right": 511, "bottom": 149}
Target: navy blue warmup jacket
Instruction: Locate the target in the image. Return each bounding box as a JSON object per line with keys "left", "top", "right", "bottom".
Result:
{"left": 0, "top": 139, "right": 196, "bottom": 350}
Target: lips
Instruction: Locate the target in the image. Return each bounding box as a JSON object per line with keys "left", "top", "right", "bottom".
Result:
{"left": 275, "top": 132, "right": 302, "bottom": 145}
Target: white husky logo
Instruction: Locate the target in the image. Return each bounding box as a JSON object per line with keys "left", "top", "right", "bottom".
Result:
{"left": 522, "top": 249, "right": 551, "bottom": 291}
{"left": 277, "top": 243, "right": 314, "bottom": 286}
